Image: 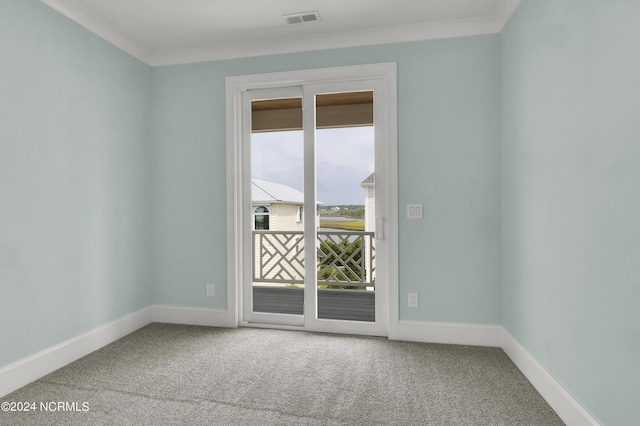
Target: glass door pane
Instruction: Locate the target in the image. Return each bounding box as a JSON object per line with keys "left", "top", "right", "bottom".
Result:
{"left": 315, "top": 91, "right": 376, "bottom": 322}
{"left": 250, "top": 96, "right": 305, "bottom": 318}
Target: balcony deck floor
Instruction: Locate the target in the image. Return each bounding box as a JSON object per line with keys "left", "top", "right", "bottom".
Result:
{"left": 253, "top": 286, "right": 375, "bottom": 322}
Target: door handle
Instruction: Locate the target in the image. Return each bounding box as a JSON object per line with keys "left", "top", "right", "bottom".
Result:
{"left": 376, "top": 216, "right": 385, "bottom": 240}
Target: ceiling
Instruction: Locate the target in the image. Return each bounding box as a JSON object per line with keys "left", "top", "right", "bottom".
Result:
{"left": 41, "top": 0, "right": 520, "bottom": 67}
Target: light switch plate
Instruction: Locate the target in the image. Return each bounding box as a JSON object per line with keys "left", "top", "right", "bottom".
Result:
{"left": 407, "top": 204, "right": 423, "bottom": 219}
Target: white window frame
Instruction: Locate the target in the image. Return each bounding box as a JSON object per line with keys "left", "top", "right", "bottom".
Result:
{"left": 253, "top": 205, "right": 270, "bottom": 230}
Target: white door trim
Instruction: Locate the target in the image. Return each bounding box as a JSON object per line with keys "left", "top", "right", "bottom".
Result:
{"left": 225, "top": 63, "right": 398, "bottom": 336}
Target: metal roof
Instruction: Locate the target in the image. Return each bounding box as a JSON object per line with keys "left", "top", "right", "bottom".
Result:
{"left": 252, "top": 178, "right": 305, "bottom": 204}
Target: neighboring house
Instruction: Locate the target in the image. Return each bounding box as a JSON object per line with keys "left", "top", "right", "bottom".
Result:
{"left": 252, "top": 178, "right": 305, "bottom": 231}
{"left": 252, "top": 178, "right": 306, "bottom": 284}
{"left": 360, "top": 173, "right": 375, "bottom": 233}
{"left": 361, "top": 173, "right": 375, "bottom": 286}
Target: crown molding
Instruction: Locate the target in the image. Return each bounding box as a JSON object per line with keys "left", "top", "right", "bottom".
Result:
{"left": 150, "top": 10, "right": 506, "bottom": 67}
{"left": 41, "top": 0, "right": 520, "bottom": 67}
{"left": 492, "top": 0, "right": 521, "bottom": 32}
{"left": 41, "top": 0, "right": 153, "bottom": 64}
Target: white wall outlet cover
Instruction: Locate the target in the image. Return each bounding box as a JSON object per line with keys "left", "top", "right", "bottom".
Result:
{"left": 206, "top": 284, "right": 215, "bottom": 297}
{"left": 408, "top": 292, "right": 419, "bottom": 308}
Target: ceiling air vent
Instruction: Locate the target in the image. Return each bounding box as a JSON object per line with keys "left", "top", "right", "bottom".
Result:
{"left": 283, "top": 11, "right": 321, "bottom": 25}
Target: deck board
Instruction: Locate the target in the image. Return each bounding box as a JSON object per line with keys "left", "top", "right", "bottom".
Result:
{"left": 253, "top": 286, "right": 375, "bottom": 322}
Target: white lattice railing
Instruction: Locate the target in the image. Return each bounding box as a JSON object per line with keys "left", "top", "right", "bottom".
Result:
{"left": 252, "top": 231, "right": 375, "bottom": 287}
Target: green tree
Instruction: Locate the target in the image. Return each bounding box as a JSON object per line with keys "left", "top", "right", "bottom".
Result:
{"left": 317, "top": 238, "right": 366, "bottom": 290}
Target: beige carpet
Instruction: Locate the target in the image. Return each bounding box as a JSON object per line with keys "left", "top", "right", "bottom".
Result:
{"left": 0, "top": 323, "right": 564, "bottom": 425}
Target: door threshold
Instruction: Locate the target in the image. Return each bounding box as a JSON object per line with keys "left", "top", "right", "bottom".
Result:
{"left": 240, "top": 321, "right": 305, "bottom": 331}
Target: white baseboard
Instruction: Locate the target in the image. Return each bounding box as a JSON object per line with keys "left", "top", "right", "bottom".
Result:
{"left": 0, "top": 307, "right": 153, "bottom": 398}
{"left": 392, "top": 320, "right": 600, "bottom": 425}
{"left": 393, "top": 320, "right": 505, "bottom": 347}
{"left": 152, "top": 305, "right": 232, "bottom": 328}
{"left": 501, "top": 330, "right": 601, "bottom": 426}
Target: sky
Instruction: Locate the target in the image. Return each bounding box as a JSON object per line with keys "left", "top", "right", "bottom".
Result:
{"left": 251, "top": 126, "right": 374, "bottom": 205}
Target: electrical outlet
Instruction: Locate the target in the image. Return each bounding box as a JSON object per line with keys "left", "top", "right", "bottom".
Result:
{"left": 408, "top": 293, "right": 419, "bottom": 308}
{"left": 206, "top": 284, "right": 215, "bottom": 297}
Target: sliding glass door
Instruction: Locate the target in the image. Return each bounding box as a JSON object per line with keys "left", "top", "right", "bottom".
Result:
{"left": 240, "top": 79, "right": 389, "bottom": 336}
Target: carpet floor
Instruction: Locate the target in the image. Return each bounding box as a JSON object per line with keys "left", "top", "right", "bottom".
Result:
{"left": 1, "top": 323, "right": 564, "bottom": 425}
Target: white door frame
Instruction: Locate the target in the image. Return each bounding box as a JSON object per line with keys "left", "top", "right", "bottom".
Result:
{"left": 225, "top": 63, "right": 399, "bottom": 337}
{"left": 241, "top": 86, "right": 306, "bottom": 328}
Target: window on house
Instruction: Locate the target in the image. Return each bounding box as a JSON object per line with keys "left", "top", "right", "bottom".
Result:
{"left": 254, "top": 206, "right": 270, "bottom": 230}
{"left": 297, "top": 205, "right": 303, "bottom": 222}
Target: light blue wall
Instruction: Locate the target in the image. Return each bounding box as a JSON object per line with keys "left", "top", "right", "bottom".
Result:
{"left": 501, "top": 1, "right": 640, "bottom": 425}
{"left": 0, "top": 0, "right": 152, "bottom": 367}
{"left": 150, "top": 36, "right": 503, "bottom": 324}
